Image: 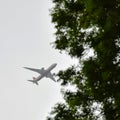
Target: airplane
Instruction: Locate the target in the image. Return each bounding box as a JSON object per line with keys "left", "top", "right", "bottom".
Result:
{"left": 23, "top": 63, "right": 57, "bottom": 85}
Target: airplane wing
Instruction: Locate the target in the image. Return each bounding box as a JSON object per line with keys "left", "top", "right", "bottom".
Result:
{"left": 23, "top": 67, "right": 45, "bottom": 74}
{"left": 46, "top": 72, "right": 56, "bottom": 82}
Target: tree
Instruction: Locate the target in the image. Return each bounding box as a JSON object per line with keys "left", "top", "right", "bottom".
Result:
{"left": 47, "top": 0, "right": 120, "bottom": 120}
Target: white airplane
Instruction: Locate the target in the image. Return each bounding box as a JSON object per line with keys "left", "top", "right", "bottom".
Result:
{"left": 24, "top": 63, "right": 57, "bottom": 85}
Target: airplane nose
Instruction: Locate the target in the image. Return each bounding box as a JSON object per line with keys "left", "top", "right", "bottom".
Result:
{"left": 54, "top": 63, "right": 57, "bottom": 67}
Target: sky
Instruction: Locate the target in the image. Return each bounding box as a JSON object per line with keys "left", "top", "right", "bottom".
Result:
{"left": 0, "top": 0, "right": 77, "bottom": 120}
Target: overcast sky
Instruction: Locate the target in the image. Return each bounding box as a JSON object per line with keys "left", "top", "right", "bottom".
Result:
{"left": 0, "top": 0, "right": 78, "bottom": 120}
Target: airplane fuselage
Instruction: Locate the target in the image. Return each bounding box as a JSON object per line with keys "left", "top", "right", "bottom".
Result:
{"left": 35, "top": 63, "right": 57, "bottom": 81}
{"left": 45, "top": 63, "right": 57, "bottom": 73}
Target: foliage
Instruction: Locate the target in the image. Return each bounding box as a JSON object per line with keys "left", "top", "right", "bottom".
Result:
{"left": 47, "top": 0, "right": 120, "bottom": 120}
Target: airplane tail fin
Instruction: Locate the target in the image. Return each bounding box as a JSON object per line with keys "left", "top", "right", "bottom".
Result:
{"left": 27, "top": 80, "right": 39, "bottom": 85}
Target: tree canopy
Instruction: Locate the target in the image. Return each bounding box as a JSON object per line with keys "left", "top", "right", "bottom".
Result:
{"left": 47, "top": 0, "right": 120, "bottom": 120}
